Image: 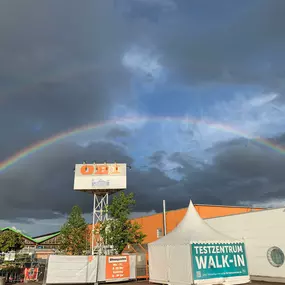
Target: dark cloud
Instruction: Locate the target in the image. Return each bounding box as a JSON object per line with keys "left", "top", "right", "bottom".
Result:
{"left": 205, "top": 137, "right": 256, "bottom": 154}
{"left": 2, "top": 0, "right": 285, "bottom": 159}
{"left": 165, "top": 139, "right": 285, "bottom": 206}
{"left": 2, "top": 134, "right": 285, "bottom": 228}
{"left": 149, "top": 1, "right": 285, "bottom": 89}
{"left": 269, "top": 132, "right": 285, "bottom": 146}
{"left": 127, "top": 167, "right": 179, "bottom": 212}
{"left": 0, "top": 141, "right": 133, "bottom": 221}
{"left": 0, "top": 0, "right": 137, "bottom": 161}
{"left": 105, "top": 127, "right": 132, "bottom": 140}
{"left": 1, "top": 0, "right": 285, "bottom": 233}
{"left": 148, "top": 150, "right": 167, "bottom": 166}
{"left": 0, "top": 141, "right": 179, "bottom": 221}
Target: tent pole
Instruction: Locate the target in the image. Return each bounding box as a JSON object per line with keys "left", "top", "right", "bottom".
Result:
{"left": 163, "top": 200, "right": 167, "bottom": 236}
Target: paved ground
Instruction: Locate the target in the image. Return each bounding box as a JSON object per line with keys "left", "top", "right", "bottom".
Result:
{"left": 10, "top": 281, "right": 285, "bottom": 285}
{"left": 250, "top": 281, "right": 285, "bottom": 285}
{"left": 250, "top": 282, "right": 285, "bottom": 285}
{"left": 106, "top": 281, "right": 285, "bottom": 285}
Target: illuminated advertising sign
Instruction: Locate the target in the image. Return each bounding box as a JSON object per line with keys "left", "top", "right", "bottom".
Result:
{"left": 73, "top": 163, "right": 127, "bottom": 190}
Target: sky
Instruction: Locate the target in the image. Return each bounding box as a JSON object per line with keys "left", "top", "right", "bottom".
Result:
{"left": 1, "top": 0, "right": 285, "bottom": 236}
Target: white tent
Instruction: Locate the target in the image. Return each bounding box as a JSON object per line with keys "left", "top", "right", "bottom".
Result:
{"left": 148, "top": 201, "right": 250, "bottom": 285}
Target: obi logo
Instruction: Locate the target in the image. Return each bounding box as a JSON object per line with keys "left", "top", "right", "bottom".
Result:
{"left": 80, "top": 164, "right": 121, "bottom": 175}
{"left": 92, "top": 179, "right": 110, "bottom": 187}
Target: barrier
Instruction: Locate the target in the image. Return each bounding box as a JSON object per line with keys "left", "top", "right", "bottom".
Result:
{"left": 122, "top": 244, "right": 149, "bottom": 279}
{"left": 45, "top": 255, "right": 136, "bottom": 284}
{"left": 0, "top": 267, "right": 24, "bottom": 283}
{"left": 97, "top": 255, "right": 136, "bottom": 282}
{"left": 45, "top": 255, "right": 98, "bottom": 284}
{"left": 136, "top": 253, "right": 149, "bottom": 279}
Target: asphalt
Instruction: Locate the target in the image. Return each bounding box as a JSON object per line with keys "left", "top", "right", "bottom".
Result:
{"left": 92, "top": 281, "right": 285, "bottom": 285}
{"left": 8, "top": 280, "right": 285, "bottom": 285}
{"left": 96, "top": 281, "right": 284, "bottom": 285}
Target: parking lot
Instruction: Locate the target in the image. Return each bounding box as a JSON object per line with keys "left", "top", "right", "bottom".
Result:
{"left": 108, "top": 281, "right": 285, "bottom": 285}
{"left": 10, "top": 280, "right": 285, "bottom": 285}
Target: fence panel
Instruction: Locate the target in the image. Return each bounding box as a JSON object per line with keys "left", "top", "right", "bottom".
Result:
{"left": 0, "top": 267, "right": 24, "bottom": 283}
{"left": 136, "top": 253, "right": 149, "bottom": 279}
{"left": 46, "top": 255, "right": 98, "bottom": 284}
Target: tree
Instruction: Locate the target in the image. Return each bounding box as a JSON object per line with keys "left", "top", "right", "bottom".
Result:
{"left": 100, "top": 192, "right": 146, "bottom": 254}
{"left": 0, "top": 230, "right": 24, "bottom": 252}
{"left": 58, "top": 205, "right": 89, "bottom": 255}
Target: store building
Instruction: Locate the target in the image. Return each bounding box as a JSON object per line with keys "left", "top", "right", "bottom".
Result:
{"left": 33, "top": 232, "right": 61, "bottom": 259}
{"left": 0, "top": 227, "right": 60, "bottom": 258}
{"left": 205, "top": 207, "right": 285, "bottom": 283}
{"left": 33, "top": 232, "right": 60, "bottom": 249}
{"left": 0, "top": 227, "right": 37, "bottom": 253}
{"left": 131, "top": 204, "right": 264, "bottom": 244}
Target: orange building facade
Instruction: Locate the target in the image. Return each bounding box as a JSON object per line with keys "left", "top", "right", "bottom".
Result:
{"left": 88, "top": 204, "right": 264, "bottom": 245}
{"left": 130, "top": 204, "right": 264, "bottom": 244}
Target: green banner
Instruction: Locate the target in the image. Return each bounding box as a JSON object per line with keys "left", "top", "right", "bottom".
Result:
{"left": 191, "top": 242, "right": 248, "bottom": 280}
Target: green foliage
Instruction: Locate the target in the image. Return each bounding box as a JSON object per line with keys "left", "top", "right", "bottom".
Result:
{"left": 100, "top": 192, "right": 146, "bottom": 254}
{"left": 58, "top": 205, "right": 89, "bottom": 255}
{"left": 0, "top": 230, "right": 25, "bottom": 253}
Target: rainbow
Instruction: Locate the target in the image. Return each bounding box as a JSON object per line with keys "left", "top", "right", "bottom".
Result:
{"left": 1, "top": 116, "right": 284, "bottom": 172}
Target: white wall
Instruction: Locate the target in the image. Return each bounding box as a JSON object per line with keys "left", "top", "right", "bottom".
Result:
{"left": 167, "top": 245, "right": 193, "bottom": 285}
{"left": 149, "top": 245, "right": 169, "bottom": 283}
{"left": 149, "top": 244, "right": 193, "bottom": 285}
{"left": 206, "top": 208, "right": 285, "bottom": 282}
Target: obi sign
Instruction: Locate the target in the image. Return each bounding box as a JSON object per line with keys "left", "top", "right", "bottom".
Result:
{"left": 73, "top": 163, "right": 127, "bottom": 190}
{"left": 191, "top": 242, "right": 248, "bottom": 281}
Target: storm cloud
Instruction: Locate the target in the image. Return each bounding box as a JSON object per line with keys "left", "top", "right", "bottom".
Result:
{"left": 0, "top": 141, "right": 177, "bottom": 221}
{"left": 1, "top": 0, "right": 285, "bottom": 234}
{"left": 2, "top": 0, "right": 285, "bottom": 159}
{"left": 164, "top": 139, "right": 285, "bottom": 206}
{"left": 0, "top": 0, "right": 135, "bottom": 160}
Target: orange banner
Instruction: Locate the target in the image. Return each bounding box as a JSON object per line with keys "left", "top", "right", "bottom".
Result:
{"left": 105, "top": 255, "right": 130, "bottom": 280}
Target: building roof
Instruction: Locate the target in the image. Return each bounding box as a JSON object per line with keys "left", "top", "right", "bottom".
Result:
{"left": 1, "top": 227, "right": 60, "bottom": 244}
{"left": 1, "top": 227, "right": 35, "bottom": 243}
{"left": 131, "top": 203, "right": 265, "bottom": 221}
{"left": 205, "top": 204, "right": 285, "bottom": 220}
{"left": 33, "top": 232, "right": 60, "bottom": 243}
{"left": 149, "top": 201, "right": 238, "bottom": 246}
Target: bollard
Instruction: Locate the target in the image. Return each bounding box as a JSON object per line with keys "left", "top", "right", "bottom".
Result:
{"left": 0, "top": 276, "right": 6, "bottom": 285}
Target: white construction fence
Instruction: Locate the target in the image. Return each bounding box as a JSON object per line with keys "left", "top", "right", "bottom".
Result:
{"left": 45, "top": 254, "right": 136, "bottom": 284}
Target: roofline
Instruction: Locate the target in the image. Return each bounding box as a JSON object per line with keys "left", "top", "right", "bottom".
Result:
{"left": 1, "top": 227, "right": 60, "bottom": 244}
{"left": 34, "top": 232, "right": 60, "bottom": 243}
{"left": 1, "top": 227, "right": 35, "bottom": 243}
{"left": 194, "top": 203, "right": 266, "bottom": 209}
{"left": 205, "top": 206, "right": 284, "bottom": 220}
{"left": 130, "top": 204, "right": 265, "bottom": 221}
{"left": 32, "top": 231, "right": 60, "bottom": 239}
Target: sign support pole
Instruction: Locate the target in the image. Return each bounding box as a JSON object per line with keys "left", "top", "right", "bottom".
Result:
{"left": 91, "top": 192, "right": 96, "bottom": 256}
{"left": 74, "top": 162, "right": 128, "bottom": 256}
{"left": 91, "top": 192, "right": 109, "bottom": 255}
{"left": 163, "top": 199, "right": 167, "bottom": 236}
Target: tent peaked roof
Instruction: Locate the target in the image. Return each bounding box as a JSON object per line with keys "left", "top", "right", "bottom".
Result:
{"left": 150, "top": 200, "right": 238, "bottom": 245}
